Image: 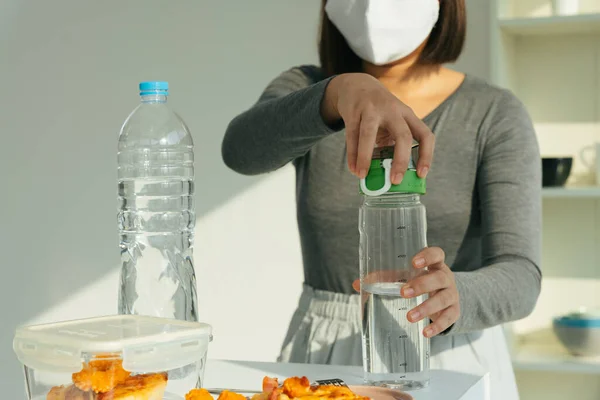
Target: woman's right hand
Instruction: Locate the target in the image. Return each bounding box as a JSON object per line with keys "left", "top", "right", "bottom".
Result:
{"left": 321, "top": 73, "right": 435, "bottom": 184}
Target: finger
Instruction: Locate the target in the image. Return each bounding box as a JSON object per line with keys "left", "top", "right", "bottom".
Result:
{"left": 429, "top": 310, "right": 442, "bottom": 322}
{"left": 404, "top": 112, "right": 435, "bottom": 178}
{"left": 427, "top": 289, "right": 443, "bottom": 320}
{"left": 416, "top": 134, "right": 435, "bottom": 178}
{"left": 381, "top": 114, "right": 411, "bottom": 184}
{"left": 423, "top": 305, "right": 460, "bottom": 338}
{"left": 392, "top": 130, "right": 412, "bottom": 185}
{"left": 355, "top": 111, "right": 380, "bottom": 178}
{"left": 407, "top": 288, "right": 457, "bottom": 322}
{"left": 412, "top": 246, "right": 446, "bottom": 269}
{"left": 352, "top": 279, "right": 360, "bottom": 293}
{"left": 345, "top": 116, "right": 360, "bottom": 174}
{"left": 401, "top": 270, "right": 450, "bottom": 298}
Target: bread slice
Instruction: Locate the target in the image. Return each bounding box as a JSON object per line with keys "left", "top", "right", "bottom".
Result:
{"left": 47, "top": 385, "right": 94, "bottom": 400}
{"left": 96, "top": 372, "right": 168, "bottom": 400}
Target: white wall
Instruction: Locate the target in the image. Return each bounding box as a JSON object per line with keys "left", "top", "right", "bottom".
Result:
{"left": 0, "top": 0, "right": 491, "bottom": 398}
{"left": 453, "top": 0, "right": 492, "bottom": 80}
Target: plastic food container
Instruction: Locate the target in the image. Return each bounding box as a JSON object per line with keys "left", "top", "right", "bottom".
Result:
{"left": 13, "top": 315, "right": 212, "bottom": 400}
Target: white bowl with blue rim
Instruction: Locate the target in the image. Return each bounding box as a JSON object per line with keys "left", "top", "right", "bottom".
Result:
{"left": 553, "top": 308, "right": 600, "bottom": 356}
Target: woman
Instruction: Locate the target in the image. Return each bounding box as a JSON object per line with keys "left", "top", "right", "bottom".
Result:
{"left": 222, "top": 0, "right": 541, "bottom": 398}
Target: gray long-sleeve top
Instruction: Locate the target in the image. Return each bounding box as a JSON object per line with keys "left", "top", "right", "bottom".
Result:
{"left": 222, "top": 66, "right": 542, "bottom": 335}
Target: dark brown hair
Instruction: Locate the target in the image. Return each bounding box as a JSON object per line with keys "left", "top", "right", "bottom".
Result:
{"left": 318, "top": 0, "right": 467, "bottom": 77}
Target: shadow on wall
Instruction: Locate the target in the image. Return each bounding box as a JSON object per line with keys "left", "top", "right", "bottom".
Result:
{"left": 0, "top": 0, "right": 322, "bottom": 393}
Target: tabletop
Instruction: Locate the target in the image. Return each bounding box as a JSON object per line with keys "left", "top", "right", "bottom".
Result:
{"left": 203, "top": 359, "right": 489, "bottom": 400}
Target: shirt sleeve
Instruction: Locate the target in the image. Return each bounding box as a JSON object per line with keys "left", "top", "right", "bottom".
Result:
{"left": 221, "top": 66, "right": 344, "bottom": 175}
{"left": 447, "top": 90, "right": 543, "bottom": 335}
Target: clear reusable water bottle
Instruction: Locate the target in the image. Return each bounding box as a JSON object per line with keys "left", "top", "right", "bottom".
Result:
{"left": 117, "top": 81, "right": 198, "bottom": 322}
{"left": 359, "top": 145, "right": 430, "bottom": 390}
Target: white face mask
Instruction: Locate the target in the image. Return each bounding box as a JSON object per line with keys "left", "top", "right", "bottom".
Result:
{"left": 325, "top": 0, "right": 440, "bottom": 66}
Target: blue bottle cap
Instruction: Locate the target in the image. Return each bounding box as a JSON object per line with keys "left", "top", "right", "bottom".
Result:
{"left": 139, "top": 81, "right": 169, "bottom": 96}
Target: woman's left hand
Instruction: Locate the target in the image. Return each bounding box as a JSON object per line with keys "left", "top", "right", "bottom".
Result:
{"left": 403, "top": 247, "right": 460, "bottom": 338}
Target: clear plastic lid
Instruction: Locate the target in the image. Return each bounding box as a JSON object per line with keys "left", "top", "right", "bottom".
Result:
{"left": 13, "top": 315, "right": 212, "bottom": 374}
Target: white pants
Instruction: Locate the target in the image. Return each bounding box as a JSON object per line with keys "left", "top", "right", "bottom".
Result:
{"left": 278, "top": 284, "right": 519, "bottom": 400}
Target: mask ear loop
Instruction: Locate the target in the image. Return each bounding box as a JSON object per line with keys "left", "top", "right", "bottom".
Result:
{"left": 360, "top": 159, "right": 393, "bottom": 196}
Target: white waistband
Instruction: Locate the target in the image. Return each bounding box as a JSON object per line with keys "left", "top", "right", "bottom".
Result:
{"left": 297, "top": 283, "right": 360, "bottom": 322}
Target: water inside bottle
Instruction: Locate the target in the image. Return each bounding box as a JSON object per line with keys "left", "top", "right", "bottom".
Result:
{"left": 362, "top": 282, "right": 430, "bottom": 390}
{"left": 118, "top": 146, "right": 197, "bottom": 322}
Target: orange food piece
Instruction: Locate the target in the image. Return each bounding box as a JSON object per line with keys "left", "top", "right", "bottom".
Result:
{"left": 218, "top": 390, "right": 249, "bottom": 400}
{"left": 49, "top": 372, "right": 168, "bottom": 400}
{"left": 250, "top": 392, "right": 270, "bottom": 400}
{"left": 282, "top": 377, "right": 312, "bottom": 398}
{"left": 304, "top": 386, "right": 367, "bottom": 400}
{"left": 72, "top": 358, "right": 131, "bottom": 393}
{"left": 258, "top": 376, "right": 370, "bottom": 400}
{"left": 46, "top": 385, "right": 94, "bottom": 400}
{"left": 96, "top": 372, "right": 168, "bottom": 400}
{"left": 262, "top": 377, "right": 279, "bottom": 393}
{"left": 186, "top": 388, "right": 214, "bottom": 400}
{"left": 268, "top": 387, "right": 284, "bottom": 400}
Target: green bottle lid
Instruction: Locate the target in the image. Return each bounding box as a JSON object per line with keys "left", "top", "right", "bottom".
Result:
{"left": 359, "top": 145, "right": 426, "bottom": 196}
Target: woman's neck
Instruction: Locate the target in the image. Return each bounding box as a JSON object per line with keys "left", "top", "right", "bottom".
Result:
{"left": 363, "top": 56, "right": 441, "bottom": 97}
{"left": 362, "top": 52, "right": 466, "bottom": 119}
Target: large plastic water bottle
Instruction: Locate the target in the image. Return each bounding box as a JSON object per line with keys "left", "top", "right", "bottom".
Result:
{"left": 117, "top": 81, "right": 198, "bottom": 322}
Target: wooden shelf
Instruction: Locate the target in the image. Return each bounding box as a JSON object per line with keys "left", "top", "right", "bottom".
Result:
{"left": 512, "top": 334, "right": 600, "bottom": 374}
{"left": 499, "top": 13, "right": 600, "bottom": 36}
{"left": 542, "top": 186, "right": 600, "bottom": 198}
